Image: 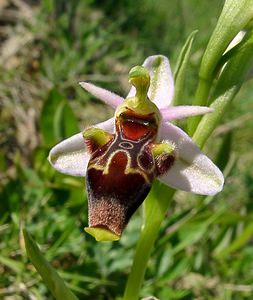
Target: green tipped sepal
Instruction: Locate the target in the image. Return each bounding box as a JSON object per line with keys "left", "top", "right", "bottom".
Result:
{"left": 84, "top": 227, "right": 120, "bottom": 242}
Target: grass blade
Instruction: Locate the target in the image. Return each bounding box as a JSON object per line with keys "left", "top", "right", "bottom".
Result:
{"left": 23, "top": 229, "right": 78, "bottom": 300}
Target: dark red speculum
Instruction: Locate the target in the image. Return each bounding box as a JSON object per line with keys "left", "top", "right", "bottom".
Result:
{"left": 118, "top": 109, "right": 158, "bottom": 140}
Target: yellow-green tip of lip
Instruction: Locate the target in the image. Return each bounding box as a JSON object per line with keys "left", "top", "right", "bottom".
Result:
{"left": 84, "top": 227, "right": 120, "bottom": 242}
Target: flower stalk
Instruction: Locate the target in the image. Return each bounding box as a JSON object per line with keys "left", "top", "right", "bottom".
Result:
{"left": 123, "top": 183, "right": 174, "bottom": 300}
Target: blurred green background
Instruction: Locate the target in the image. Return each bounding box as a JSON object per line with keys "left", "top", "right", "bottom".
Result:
{"left": 1, "top": 0, "right": 253, "bottom": 299}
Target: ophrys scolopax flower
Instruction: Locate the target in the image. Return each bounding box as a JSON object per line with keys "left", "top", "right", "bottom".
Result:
{"left": 48, "top": 55, "right": 224, "bottom": 242}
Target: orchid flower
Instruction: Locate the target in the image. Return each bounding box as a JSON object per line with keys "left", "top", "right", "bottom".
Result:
{"left": 48, "top": 55, "right": 224, "bottom": 242}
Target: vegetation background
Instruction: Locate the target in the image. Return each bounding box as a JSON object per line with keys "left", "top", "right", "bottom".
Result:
{"left": 0, "top": 0, "right": 253, "bottom": 299}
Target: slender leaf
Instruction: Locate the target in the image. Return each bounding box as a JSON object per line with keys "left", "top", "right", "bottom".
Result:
{"left": 173, "top": 30, "right": 197, "bottom": 106}
{"left": 215, "top": 131, "right": 232, "bottom": 172}
{"left": 40, "top": 89, "right": 79, "bottom": 147}
{"left": 188, "top": 0, "right": 253, "bottom": 134}
{"left": 23, "top": 229, "right": 78, "bottom": 300}
{"left": 199, "top": 0, "right": 253, "bottom": 82}
{"left": 193, "top": 30, "right": 253, "bottom": 148}
{"left": 0, "top": 255, "right": 23, "bottom": 273}
{"left": 40, "top": 89, "right": 62, "bottom": 146}
{"left": 216, "top": 223, "right": 253, "bottom": 257}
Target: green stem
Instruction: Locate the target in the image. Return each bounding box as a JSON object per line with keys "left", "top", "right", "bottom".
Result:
{"left": 123, "top": 183, "right": 175, "bottom": 300}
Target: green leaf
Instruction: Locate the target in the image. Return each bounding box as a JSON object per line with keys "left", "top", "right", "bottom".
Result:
{"left": 193, "top": 30, "right": 253, "bottom": 148}
{"left": 23, "top": 229, "right": 78, "bottom": 300}
{"left": 164, "top": 257, "right": 190, "bottom": 282}
{"left": 40, "top": 89, "right": 79, "bottom": 147}
{"left": 215, "top": 131, "right": 232, "bottom": 172}
{"left": 173, "top": 212, "right": 221, "bottom": 254}
{"left": 173, "top": 30, "right": 197, "bottom": 106}
{"left": 188, "top": 0, "right": 253, "bottom": 134}
{"left": 213, "top": 228, "right": 234, "bottom": 256}
{"left": 0, "top": 255, "right": 23, "bottom": 273}
{"left": 54, "top": 101, "right": 79, "bottom": 142}
{"left": 200, "top": 0, "right": 253, "bottom": 82}
{"left": 157, "top": 247, "right": 173, "bottom": 277}
{"left": 40, "top": 89, "right": 62, "bottom": 146}
{"left": 216, "top": 223, "right": 253, "bottom": 257}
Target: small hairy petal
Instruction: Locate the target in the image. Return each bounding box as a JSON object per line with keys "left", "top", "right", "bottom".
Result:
{"left": 127, "top": 55, "right": 174, "bottom": 108}
{"left": 158, "top": 122, "right": 224, "bottom": 195}
{"left": 161, "top": 106, "right": 214, "bottom": 121}
{"left": 79, "top": 82, "right": 123, "bottom": 108}
{"left": 48, "top": 118, "right": 114, "bottom": 176}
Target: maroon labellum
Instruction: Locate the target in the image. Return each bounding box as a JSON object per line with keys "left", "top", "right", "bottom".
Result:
{"left": 84, "top": 107, "right": 175, "bottom": 241}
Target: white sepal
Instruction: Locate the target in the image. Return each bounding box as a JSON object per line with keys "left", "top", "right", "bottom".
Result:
{"left": 48, "top": 118, "right": 114, "bottom": 177}
{"left": 158, "top": 122, "right": 224, "bottom": 195}
{"left": 48, "top": 132, "right": 88, "bottom": 177}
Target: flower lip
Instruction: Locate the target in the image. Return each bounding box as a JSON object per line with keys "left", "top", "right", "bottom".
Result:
{"left": 84, "top": 227, "right": 120, "bottom": 242}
